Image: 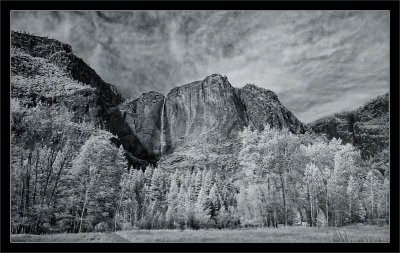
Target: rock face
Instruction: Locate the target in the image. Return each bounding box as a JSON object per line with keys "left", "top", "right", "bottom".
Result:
{"left": 239, "top": 84, "right": 306, "bottom": 134}
{"left": 11, "top": 31, "right": 307, "bottom": 166}
{"left": 157, "top": 74, "right": 306, "bottom": 154}
{"left": 11, "top": 31, "right": 149, "bottom": 168}
{"left": 308, "top": 93, "right": 389, "bottom": 159}
{"left": 11, "top": 31, "right": 122, "bottom": 109}
{"left": 162, "top": 74, "right": 248, "bottom": 154}
{"left": 119, "top": 91, "right": 165, "bottom": 159}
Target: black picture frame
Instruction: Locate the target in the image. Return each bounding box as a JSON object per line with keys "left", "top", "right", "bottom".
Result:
{"left": 1, "top": 1, "right": 399, "bottom": 252}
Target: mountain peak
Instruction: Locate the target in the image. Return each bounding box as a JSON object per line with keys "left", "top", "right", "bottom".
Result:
{"left": 122, "top": 91, "right": 164, "bottom": 108}
{"left": 239, "top": 83, "right": 305, "bottom": 134}
{"left": 242, "top": 83, "right": 279, "bottom": 102}
{"left": 11, "top": 30, "right": 72, "bottom": 58}
{"left": 204, "top": 73, "right": 227, "bottom": 81}
{"left": 140, "top": 90, "right": 165, "bottom": 100}
{"left": 203, "top": 73, "right": 230, "bottom": 88}
{"left": 171, "top": 73, "right": 230, "bottom": 94}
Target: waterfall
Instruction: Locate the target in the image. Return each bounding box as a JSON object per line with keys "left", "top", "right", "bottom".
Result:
{"left": 160, "top": 97, "right": 166, "bottom": 155}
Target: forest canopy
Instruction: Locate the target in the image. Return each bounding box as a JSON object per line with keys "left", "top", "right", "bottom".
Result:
{"left": 11, "top": 99, "right": 389, "bottom": 233}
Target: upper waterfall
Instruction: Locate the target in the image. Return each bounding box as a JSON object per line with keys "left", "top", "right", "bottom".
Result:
{"left": 160, "top": 97, "right": 166, "bottom": 155}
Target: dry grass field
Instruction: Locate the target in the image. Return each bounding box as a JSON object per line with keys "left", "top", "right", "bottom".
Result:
{"left": 11, "top": 224, "right": 389, "bottom": 243}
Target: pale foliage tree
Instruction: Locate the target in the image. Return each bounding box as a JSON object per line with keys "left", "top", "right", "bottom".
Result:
{"left": 71, "top": 130, "right": 126, "bottom": 232}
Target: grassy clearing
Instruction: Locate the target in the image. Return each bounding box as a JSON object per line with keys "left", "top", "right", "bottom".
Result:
{"left": 11, "top": 225, "right": 389, "bottom": 243}
{"left": 115, "top": 225, "right": 389, "bottom": 243}
{"left": 11, "top": 232, "right": 130, "bottom": 243}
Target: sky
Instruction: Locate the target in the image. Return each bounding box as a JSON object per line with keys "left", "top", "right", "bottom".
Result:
{"left": 11, "top": 10, "right": 390, "bottom": 123}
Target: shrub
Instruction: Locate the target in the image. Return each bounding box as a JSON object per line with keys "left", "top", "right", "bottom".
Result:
{"left": 94, "top": 222, "right": 109, "bottom": 232}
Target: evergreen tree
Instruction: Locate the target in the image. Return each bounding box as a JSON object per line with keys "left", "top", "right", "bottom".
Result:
{"left": 165, "top": 173, "right": 179, "bottom": 227}
{"left": 195, "top": 187, "right": 212, "bottom": 228}
{"left": 193, "top": 169, "right": 203, "bottom": 199}
{"left": 176, "top": 184, "right": 187, "bottom": 229}
{"left": 202, "top": 169, "right": 214, "bottom": 196}
{"left": 144, "top": 166, "right": 154, "bottom": 187}
{"left": 149, "top": 167, "right": 164, "bottom": 203}
{"left": 208, "top": 183, "right": 221, "bottom": 219}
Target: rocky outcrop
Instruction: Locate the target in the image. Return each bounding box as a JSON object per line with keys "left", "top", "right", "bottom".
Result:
{"left": 11, "top": 31, "right": 72, "bottom": 58}
{"left": 11, "top": 31, "right": 149, "bottom": 168}
{"left": 308, "top": 93, "right": 389, "bottom": 159}
{"left": 239, "top": 84, "right": 306, "bottom": 134}
{"left": 12, "top": 31, "right": 123, "bottom": 109}
{"left": 119, "top": 91, "right": 165, "bottom": 159}
{"left": 162, "top": 74, "right": 248, "bottom": 154}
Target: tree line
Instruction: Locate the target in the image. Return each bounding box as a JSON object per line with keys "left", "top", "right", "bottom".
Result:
{"left": 11, "top": 100, "right": 389, "bottom": 234}
{"left": 237, "top": 126, "right": 388, "bottom": 228}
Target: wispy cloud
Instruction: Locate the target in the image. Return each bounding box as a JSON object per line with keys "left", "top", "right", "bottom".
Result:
{"left": 11, "top": 10, "right": 389, "bottom": 122}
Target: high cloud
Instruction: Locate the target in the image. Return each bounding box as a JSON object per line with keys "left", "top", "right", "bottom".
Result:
{"left": 11, "top": 10, "right": 389, "bottom": 122}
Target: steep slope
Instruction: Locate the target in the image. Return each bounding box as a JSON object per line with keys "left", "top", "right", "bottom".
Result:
{"left": 149, "top": 74, "right": 306, "bottom": 155}
{"left": 118, "top": 91, "right": 165, "bottom": 159}
{"left": 161, "top": 74, "right": 247, "bottom": 154}
{"left": 11, "top": 31, "right": 122, "bottom": 108}
{"left": 308, "top": 93, "right": 389, "bottom": 159}
{"left": 154, "top": 74, "right": 306, "bottom": 174}
{"left": 11, "top": 31, "right": 307, "bottom": 168}
{"left": 239, "top": 84, "right": 306, "bottom": 134}
{"left": 11, "top": 31, "right": 150, "bottom": 168}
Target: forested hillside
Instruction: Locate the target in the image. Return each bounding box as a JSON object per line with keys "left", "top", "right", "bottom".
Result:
{"left": 11, "top": 31, "right": 129, "bottom": 234}
{"left": 308, "top": 94, "right": 389, "bottom": 157}
{"left": 10, "top": 31, "right": 389, "bottom": 234}
{"left": 309, "top": 94, "right": 389, "bottom": 176}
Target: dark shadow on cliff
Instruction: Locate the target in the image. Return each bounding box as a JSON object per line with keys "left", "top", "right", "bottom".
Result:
{"left": 103, "top": 107, "right": 156, "bottom": 170}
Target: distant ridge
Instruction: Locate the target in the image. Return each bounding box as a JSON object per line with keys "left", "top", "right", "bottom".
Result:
{"left": 308, "top": 93, "right": 389, "bottom": 159}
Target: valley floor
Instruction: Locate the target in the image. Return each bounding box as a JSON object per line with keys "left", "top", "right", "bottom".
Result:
{"left": 11, "top": 225, "right": 389, "bottom": 243}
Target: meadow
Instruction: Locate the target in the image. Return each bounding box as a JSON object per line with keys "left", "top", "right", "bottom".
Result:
{"left": 11, "top": 224, "right": 389, "bottom": 243}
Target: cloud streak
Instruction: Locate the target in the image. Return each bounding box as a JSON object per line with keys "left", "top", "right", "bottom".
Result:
{"left": 11, "top": 10, "right": 389, "bottom": 122}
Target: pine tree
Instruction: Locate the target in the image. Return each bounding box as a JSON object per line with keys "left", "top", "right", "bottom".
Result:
{"left": 165, "top": 175, "right": 179, "bottom": 227}
{"left": 194, "top": 169, "right": 203, "bottom": 199}
{"left": 176, "top": 184, "right": 187, "bottom": 229}
{"left": 195, "top": 187, "right": 212, "bottom": 228}
{"left": 208, "top": 183, "right": 221, "bottom": 219}
{"left": 202, "top": 169, "right": 214, "bottom": 196}
{"left": 216, "top": 205, "right": 230, "bottom": 228}
{"left": 144, "top": 166, "right": 154, "bottom": 187}
{"left": 184, "top": 192, "right": 196, "bottom": 229}
{"left": 149, "top": 167, "right": 163, "bottom": 203}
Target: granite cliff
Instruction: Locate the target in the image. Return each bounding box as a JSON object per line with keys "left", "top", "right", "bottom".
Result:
{"left": 11, "top": 31, "right": 330, "bottom": 169}
{"left": 308, "top": 93, "right": 389, "bottom": 159}
{"left": 157, "top": 74, "right": 306, "bottom": 155}
{"left": 12, "top": 31, "right": 389, "bottom": 171}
